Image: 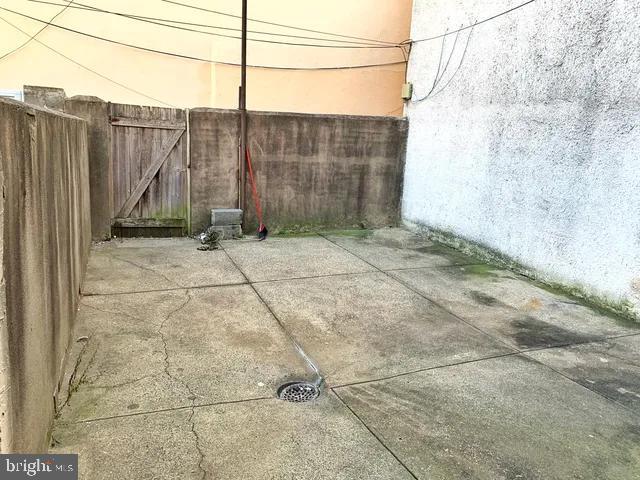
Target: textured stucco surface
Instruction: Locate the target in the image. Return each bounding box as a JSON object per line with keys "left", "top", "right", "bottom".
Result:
{"left": 0, "top": 98, "right": 91, "bottom": 452}
{"left": 402, "top": 0, "right": 640, "bottom": 316}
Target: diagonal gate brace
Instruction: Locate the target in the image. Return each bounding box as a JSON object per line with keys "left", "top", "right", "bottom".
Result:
{"left": 117, "top": 128, "right": 184, "bottom": 218}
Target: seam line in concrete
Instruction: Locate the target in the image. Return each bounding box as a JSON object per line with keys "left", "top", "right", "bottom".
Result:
{"left": 82, "top": 255, "right": 487, "bottom": 296}
{"left": 59, "top": 396, "right": 274, "bottom": 425}
{"left": 251, "top": 269, "right": 376, "bottom": 284}
{"left": 329, "top": 330, "right": 640, "bottom": 390}
{"left": 518, "top": 331, "right": 640, "bottom": 354}
{"left": 82, "top": 281, "right": 248, "bottom": 296}
{"left": 331, "top": 351, "right": 522, "bottom": 390}
{"left": 383, "top": 269, "right": 640, "bottom": 358}
{"left": 318, "top": 233, "right": 520, "bottom": 353}
{"left": 521, "top": 351, "right": 640, "bottom": 418}
{"left": 320, "top": 233, "right": 640, "bottom": 412}
{"left": 383, "top": 262, "right": 485, "bottom": 273}
{"left": 219, "top": 242, "right": 325, "bottom": 387}
{"left": 331, "top": 389, "right": 419, "bottom": 480}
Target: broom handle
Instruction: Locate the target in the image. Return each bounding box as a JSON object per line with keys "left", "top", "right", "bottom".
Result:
{"left": 245, "top": 147, "right": 264, "bottom": 227}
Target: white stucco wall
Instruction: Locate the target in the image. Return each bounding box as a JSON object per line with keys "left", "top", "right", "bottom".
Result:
{"left": 403, "top": 0, "right": 640, "bottom": 315}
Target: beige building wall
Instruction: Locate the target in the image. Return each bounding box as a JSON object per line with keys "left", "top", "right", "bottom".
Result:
{"left": 0, "top": 0, "right": 411, "bottom": 116}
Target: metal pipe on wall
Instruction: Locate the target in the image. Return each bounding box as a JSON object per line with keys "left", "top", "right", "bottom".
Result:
{"left": 238, "top": 0, "right": 248, "bottom": 221}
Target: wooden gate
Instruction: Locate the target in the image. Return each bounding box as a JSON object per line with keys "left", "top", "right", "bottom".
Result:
{"left": 109, "top": 103, "right": 189, "bottom": 237}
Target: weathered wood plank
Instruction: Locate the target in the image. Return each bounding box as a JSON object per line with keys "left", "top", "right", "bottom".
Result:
{"left": 110, "top": 116, "right": 186, "bottom": 130}
{"left": 109, "top": 103, "right": 188, "bottom": 228}
{"left": 116, "top": 128, "right": 184, "bottom": 218}
{"left": 112, "top": 217, "right": 185, "bottom": 228}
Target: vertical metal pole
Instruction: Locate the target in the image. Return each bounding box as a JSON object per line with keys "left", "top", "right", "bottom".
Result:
{"left": 186, "top": 108, "right": 191, "bottom": 235}
{"left": 239, "top": 0, "right": 248, "bottom": 220}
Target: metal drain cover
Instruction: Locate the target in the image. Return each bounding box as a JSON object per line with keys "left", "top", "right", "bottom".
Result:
{"left": 277, "top": 382, "right": 319, "bottom": 402}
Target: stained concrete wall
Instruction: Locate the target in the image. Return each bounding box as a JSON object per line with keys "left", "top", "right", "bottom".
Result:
{"left": 24, "top": 87, "right": 408, "bottom": 237}
{"left": 63, "top": 96, "right": 112, "bottom": 241}
{"left": 403, "top": 0, "right": 640, "bottom": 316}
{"left": 189, "top": 109, "right": 240, "bottom": 233}
{"left": 23, "top": 85, "right": 66, "bottom": 111}
{"left": 24, "top": 87, "right": 112, "bottom": 241}
{"left": 0, "top": 98, "right": 91, "bottom": 452}
{"left": 190, "top": 109, "right": 408, "bottom": 233}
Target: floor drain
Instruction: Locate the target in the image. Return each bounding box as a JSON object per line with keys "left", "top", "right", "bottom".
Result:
{"left": 277, "top": 381, "right": 320, "bottom": 402}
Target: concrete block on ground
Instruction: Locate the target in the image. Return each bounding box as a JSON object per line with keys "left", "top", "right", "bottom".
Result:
{"left": 210, "top": 225, "right": 242, "bottom": 240}
{"left": 211, "top": 208, "right": 242, "bottom": 226}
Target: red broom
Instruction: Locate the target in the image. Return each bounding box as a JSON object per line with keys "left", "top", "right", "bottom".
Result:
{"left": 245, "top": 147, "right": 268, "bottom": 240}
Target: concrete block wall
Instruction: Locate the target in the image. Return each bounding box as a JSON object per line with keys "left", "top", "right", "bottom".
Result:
{"left": 190, "top": 109, "right": 408, "bottom": 233}
{"left": 403, "top": 0, "right": 640, "bottom": 318}
{"left": 0, "top": 98, "right": 91, "bottom": 452}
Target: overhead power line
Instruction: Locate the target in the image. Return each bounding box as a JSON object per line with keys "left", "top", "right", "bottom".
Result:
{"left": 0, "top": 14, "right": 176, "bottom": 106}
{"left": 411, "top": 26, "right": 475, "bottom": 103}
{"left": 0, "top": 0, "right": 73, "bottom": 60}
{"left": 411, "top": 0, "right": 536, "bottom": 43}
{"left": 0, "top": 6, "right": 407, "bottom": 71}
{"left": 28, "top": 0, "right": 386, "bottom": 47}
{"left": 161, "top": 0, "right": 398, "bottom": 46}
{"left": 21, "top": 0, "right": 398, "bottom": 49}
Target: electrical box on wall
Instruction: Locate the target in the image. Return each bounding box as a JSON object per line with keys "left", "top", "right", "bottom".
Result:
{"left": 401, "top": 83, "right": 413, "bottom": 100}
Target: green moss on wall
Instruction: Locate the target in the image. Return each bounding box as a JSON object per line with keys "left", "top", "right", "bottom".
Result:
{"left": 406, "top": 221, "right": 639, "bottom": 323}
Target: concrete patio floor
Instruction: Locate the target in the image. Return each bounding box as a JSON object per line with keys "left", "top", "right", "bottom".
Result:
{"left": 51, "top": 228, "right": 640, "bottom": 479}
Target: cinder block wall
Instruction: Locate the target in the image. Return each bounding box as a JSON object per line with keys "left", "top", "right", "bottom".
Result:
{"left": 0, "top": 98, "right": 91, "bottom": 452}
{"left": 403, "top": 0, "right": 640, "bottom": 317}
{"left": 190, "top": 109, "right": 408, "bottom": 233}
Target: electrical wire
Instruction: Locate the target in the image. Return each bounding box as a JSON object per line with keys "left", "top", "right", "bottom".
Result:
{"left": 0, "top": 5, "right": 407, "bottom": 70}
{"left": 411, "top": 0, "right": 536, "bottom": 43}
{"left": 412, "top": 27, "right": 460, "bottom": 103}
{"left": 27, "top": 0, "right": 388, "bottom": 47}
{"left": 0, "top": 13, "right": 176, "bottom": 106}
{"left": 21, "top": 1, "right": 398, "bottom": 50}
{"left": 434, "top": 28, "right": 461, "bottom": 87}
{"left": 429, "top": 25, "right": 475, "bottom": 98}
{"left": 0, "top": 0, "right": 73, "bottom": 60}
{"left": 409, "top": 0, "right": 535, "bottom": 103}
{"left": 161, "top": 0, "right": 398, "bottom": 46}
{"left": 411, "top": 25, "right": 475, "bottom": 103}
{"left": 424, "top": 28, "right": 448, "bottom": 99}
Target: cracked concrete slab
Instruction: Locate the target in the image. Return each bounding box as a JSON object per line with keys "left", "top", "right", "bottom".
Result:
{"left": 390, "top": 265, "right": 640, "bottom": 350}
{"left": 527, "top": 334, "right": 640, "bottom": 412}
{"left": 221, "top": 236, "right": 375, "bottom": 282}
{"left": 324, "top": 228, "right": 479, "bottom": 270}
{"left": 51, "top": 394, "right": 415, "bottom": 480}
{"left": 254, "top": 272, "right": 514, "bottom": 386}
{"left": 193, "top": 393, "right": 414, "bottom": 479}
{"left": 51, "top": 408, "right": 203, "bottom": 480}
{"left": 51, "top": 229, "right": 640, "bottom": 479}
{"left": 57, "top": 286, "right": 309, "bottom": 423}
{"left": 83, "top": 238, "right": 245, "bottom": 294}
{"left": 335, "top": 355, "right": 640, "bottom": 480}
